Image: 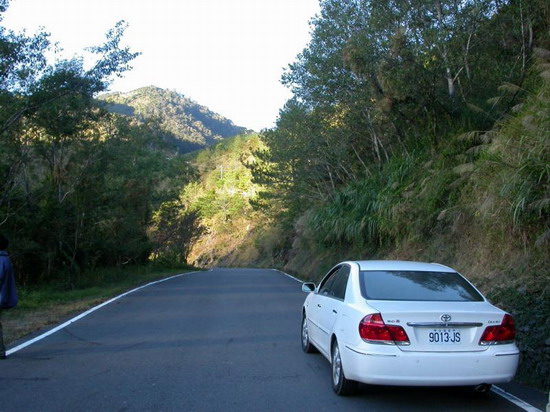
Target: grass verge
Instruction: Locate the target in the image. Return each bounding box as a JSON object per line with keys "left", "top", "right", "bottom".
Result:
{"left": 3, "top": 264, "right": 196, "bottom": 347}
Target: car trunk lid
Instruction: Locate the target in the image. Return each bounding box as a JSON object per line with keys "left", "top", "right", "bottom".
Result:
{"left": 367, "top": 300, "right": 504, "bottom": 352}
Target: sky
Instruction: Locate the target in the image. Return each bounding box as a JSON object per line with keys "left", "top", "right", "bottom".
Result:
{"left": 2, "top": 0, "right": 320, "bottom": 131}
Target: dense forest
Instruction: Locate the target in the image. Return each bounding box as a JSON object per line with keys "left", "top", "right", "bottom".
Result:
{"left": 0, "top": 0, "right": 548, "bottom": 391}
{"left": 0, "top": 4, "right": 198, "bottom": 286}
{"left": 0, "top": 0, "right": 250, "bottom": 290}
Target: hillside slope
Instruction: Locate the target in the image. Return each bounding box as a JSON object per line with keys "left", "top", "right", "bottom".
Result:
{"left": 149, "top": 133, "right": 265, "bottom": 267}
{"left": 100, "top": 86, "right": 250, "bottom": 153}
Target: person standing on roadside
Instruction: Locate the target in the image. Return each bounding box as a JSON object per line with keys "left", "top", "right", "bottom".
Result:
{"left": 0, "top": 233, "right": 18, "bottom": 359}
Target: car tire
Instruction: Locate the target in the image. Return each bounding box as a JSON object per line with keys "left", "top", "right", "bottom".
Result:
{"left": 331, "top": 340, "right": 357, "bottom": 396}
{"left": 301, "top": 313, "right": 318, "bottom": 353}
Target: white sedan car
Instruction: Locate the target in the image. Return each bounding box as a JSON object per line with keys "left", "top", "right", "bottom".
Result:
{"left": 301, "top": 261, "right": 519, "bottom": 395}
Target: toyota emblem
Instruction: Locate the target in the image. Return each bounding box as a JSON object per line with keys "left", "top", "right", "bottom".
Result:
{"left": 441, "top": 314, "right": 452, "bottom": 322}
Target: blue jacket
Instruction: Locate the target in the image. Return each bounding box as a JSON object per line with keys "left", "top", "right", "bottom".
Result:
{"left": 0, "top": 251, "right": 18, "bottom": 309}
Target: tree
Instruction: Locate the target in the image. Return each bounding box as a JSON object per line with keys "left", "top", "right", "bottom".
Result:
{"left": 149, "top": 200, "right": 204, "bottom": 264}
{"left": 1, "top": 4, "right": 140, "bottom": 225}
{"left": 258, "top": 0, "right": 544, "bottom": 213}
{"left": 0, "top": 2, "right": 197, "bottom": 286}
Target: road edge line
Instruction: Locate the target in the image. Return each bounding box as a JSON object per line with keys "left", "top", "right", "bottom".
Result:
{"left": 6, "top": 271, "right": 194, "bottom": 356}
{"left": 492, "top": 386, "right": 542, "bottom": 412}
{"left": 272, "top": 269, "right": 303, "bottom": 283}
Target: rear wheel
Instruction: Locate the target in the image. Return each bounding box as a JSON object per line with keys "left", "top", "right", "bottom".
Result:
{"left": 331, "top": 340, "right": 357, "bottom": 396}
{"left": 301, "top": 314, "right": 317, "bottom": 353}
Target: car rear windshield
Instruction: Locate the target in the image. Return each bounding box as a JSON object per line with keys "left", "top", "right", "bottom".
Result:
{"left": 360, "top": 271, "right": 485, "bottom": 302}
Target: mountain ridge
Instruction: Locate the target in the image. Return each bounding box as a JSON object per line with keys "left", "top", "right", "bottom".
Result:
{"left": 100, "top": 86, "right": 252, "bottom": 154}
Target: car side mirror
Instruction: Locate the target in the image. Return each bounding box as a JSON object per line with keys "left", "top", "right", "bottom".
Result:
{"left": 302, "top": 282, "right": 316, "bottom": 293}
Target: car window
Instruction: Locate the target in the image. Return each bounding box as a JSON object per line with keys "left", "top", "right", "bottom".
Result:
{"left": 319, "top": 265, "right": 350, "bottom": 300}
{"left": 360, "top": 270, "right": 484, "bottom": 301}
{"left": 330, "top": 265, "right": 350, "bottom": 300}
{"left": 319, "top": 266, "right": 340, "bottom": 296}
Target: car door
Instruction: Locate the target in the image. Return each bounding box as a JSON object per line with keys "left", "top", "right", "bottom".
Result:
{"left": 316, "top": 265, "right": 351, "bottom": 356}
{"left": 306, "top": 266, "right": 339, "bottom": 351}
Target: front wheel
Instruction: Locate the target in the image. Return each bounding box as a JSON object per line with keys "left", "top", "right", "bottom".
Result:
{"left": 301, "top": 314, "right": 317, "bottom": 353}
{"left": 331, "top": 340, "right": 357, "bottom": 396}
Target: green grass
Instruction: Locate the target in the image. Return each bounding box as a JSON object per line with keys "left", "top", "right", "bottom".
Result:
{"left": 17, "top": 264, "right": 196, "bottom": 309}
{"left": 4, "top": 264, "right": 199, "bottom": 345}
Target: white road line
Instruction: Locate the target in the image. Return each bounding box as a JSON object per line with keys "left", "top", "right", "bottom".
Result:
{"left": 6, "top": 272, "right": 192, "bottom": 356}
{"left": 272, "top": 269, "right": 302, "bottom": 283}
{"left": 275, "top": 269, "right": 543, "bottom": 412}
{"left": 492, "top": 386, "right": 542, "bottom": 412}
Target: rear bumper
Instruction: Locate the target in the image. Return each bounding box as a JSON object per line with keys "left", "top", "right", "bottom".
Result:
{"left": 341, "top": 344, "right": 519, "bottom": 387}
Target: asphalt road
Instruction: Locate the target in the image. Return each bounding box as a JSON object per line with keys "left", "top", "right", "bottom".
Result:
{"left": 0, "top": 268, "right": 539, "bottom": 411}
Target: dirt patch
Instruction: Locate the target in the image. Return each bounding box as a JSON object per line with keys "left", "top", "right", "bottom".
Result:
{"left": 2, "top": 298, "right": 103, "bottom": 347}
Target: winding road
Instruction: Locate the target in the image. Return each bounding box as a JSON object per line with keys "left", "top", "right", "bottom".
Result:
{"left": 0, "top": 268, "right": 543, "bottom": 411}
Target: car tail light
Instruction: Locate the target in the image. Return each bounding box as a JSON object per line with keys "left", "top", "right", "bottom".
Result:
{"left": 479, "top": 314, "right": 516, "bottom": 345}
{"left": 359, "top": 313, "right": 410, "bottom": 345}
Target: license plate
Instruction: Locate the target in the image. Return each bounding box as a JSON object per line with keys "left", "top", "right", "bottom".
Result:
{"left": 428, "top": 329, "right": 461, "bottom": 344}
